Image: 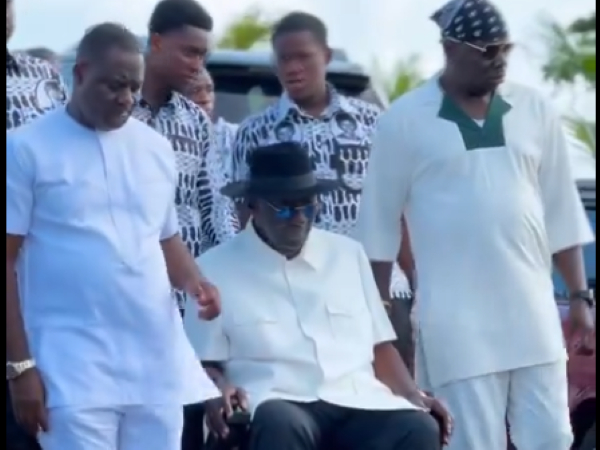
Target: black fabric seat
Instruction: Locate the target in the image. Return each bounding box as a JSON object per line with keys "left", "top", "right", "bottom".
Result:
{"left": 203, "top": 410, "right": 444, "bottom": 450}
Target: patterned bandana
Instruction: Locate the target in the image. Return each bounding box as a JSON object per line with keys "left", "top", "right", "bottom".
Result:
{"left": 431, "top": 0, "right": 508, "bottom": 44}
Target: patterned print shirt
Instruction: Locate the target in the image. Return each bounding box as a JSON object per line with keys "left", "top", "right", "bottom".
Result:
{"left": 213, "top": 117, "right": 239, "bottom": 185}
{"left": 7, "top": 51, "right": 68, "bottom": 130}
{"left": 132, "top": 93, "right": 238, "bottom": 259}
{"left": 231, "top": 89, "right": 411, "bottom": 298}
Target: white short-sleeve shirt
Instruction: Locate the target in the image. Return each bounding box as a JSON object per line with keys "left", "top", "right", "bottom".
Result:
{"left": 355, "top": 78, "right": 594, "bottom": 388}
{"left": 6, "top": 109, "right": 218, "bottom": 408}
{"left": 184, "top": 225, "right": 418, "bottom": 415}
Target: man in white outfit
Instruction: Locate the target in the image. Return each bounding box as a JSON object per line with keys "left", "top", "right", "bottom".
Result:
{"left": 354, "top": 1, "right": 596, "bottom": 450}
{"left": 6, "top": 24, "right": 220, "bottom": 450}
{"left": 184, "top": 142, "right": 452, "bottom": 450}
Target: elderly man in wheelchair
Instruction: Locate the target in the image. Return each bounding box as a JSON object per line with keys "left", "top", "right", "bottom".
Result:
{"left": 184, "top": 143, "right": 452, "bottom": 450}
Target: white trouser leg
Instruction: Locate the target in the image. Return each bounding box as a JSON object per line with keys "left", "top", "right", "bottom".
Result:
{"left": 432, "top": 372, "right": 510, "bottom": 450}
{"left": 38, "top": 407, "right": 120, "bottom": 450}
{"left": 507, "top": 361, "right": 573, "bottom": 450}
{"left": 119, "top": 404, "right": 184, "bottom": 450}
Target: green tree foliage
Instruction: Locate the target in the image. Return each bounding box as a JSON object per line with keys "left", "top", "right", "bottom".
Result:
{"left": 566, "top": 117, "right": 596, "bottom": 155}
{"left": 373, "top": 54, "right": 425, "bottom": 102}
{"left": 540, "top": 12, "right": 596, "bottom": 154}
{"left": 541, "top": 13, "right": 596, "bottom": 89}
{"left": 216, "top": 8, "right": 273, "bottom": 50}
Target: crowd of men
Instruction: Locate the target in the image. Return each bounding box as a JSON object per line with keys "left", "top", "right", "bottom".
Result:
{"left": 6, "top": 0, "right": 595, "bottom": 449}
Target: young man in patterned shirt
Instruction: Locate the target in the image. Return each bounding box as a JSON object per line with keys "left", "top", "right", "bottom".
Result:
{"left": 7, "top": 1, "right": 68, "bottom": 449}
{"left": 230, "top": 12, "right": 416, "bottom": 369}
{"left": 6, "top": 1, "right": 68, "bottom": 131}
{"left": 132, "top": 0, "right": 238, "bottom": 285}
{"left": 132, "top": 2, "right": 237, "bottom": 448}
{"left": 184, "top": 67, "right": 239, "bottom": 186}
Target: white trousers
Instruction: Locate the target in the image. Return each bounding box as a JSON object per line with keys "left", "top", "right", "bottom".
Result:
{"left": 38, "top": 404, "right": 183, "bottom": 450}
{"left": 431, "top": 362, "right": 573, "bottom": 450}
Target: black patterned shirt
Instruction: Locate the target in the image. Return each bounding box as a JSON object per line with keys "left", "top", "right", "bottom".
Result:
{"left": 231, "top": 89, "right": 411, "bottom": 297}
{"left": 132, "top": 93, "right": 238, "bottom": 259}
{"left": 7, "top": 51, "right": 68, "bottom": 130}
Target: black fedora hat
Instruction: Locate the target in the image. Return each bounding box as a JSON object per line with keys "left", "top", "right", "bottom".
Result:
{"left": 221, "top": 142, "right": 340, "bottom": 199}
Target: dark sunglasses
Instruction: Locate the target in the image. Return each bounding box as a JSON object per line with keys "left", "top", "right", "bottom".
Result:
{"left": 446, "top": 37, "right": 514, "bottom": 60}
{"left": 265, "top": 201, "right": 318, "bottom": 220}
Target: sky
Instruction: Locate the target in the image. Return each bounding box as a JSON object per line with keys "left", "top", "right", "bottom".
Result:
{"left": 10, "top": 0, "right": 596, "bottom": 119}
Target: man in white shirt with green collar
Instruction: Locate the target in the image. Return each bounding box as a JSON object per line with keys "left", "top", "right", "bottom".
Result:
{"left": 355, "top": 1, "right": 595, "bottom": 450}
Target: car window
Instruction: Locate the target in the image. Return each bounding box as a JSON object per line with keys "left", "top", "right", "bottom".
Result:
{"left": 212, "top": 69, "right": 383, "bottom": 124}
{"left": 552, "top": 207, "right": 596, "bottom": 294}
{"left": 212, "top": 72, "right": 279, "bottom": 124}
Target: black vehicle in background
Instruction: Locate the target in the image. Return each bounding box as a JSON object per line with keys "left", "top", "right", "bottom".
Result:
{"left": 59, "top": 44, "right": 388, "bottom": 122}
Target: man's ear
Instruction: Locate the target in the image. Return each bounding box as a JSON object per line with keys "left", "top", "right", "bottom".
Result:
{"left": 72, "top": 61, "right": 88, "bottom": 86}
{"left": 323, "top": 46, "right": 333, "bottom": 66}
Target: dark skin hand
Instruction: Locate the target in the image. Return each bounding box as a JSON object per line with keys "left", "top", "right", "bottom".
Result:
{"left": 373, "top": 342, "right": 453, "bottom": 445}
{"left": 372, "top": 342, "right": 419, "bottom": 398}
{"left": 554, "top": 246, "right": 595, "bottom": 352}
{"left": 9, "top": 370, "right": 48, "bottom": 436}
{"left": 7, "top": 234, "right": 49, "bottom": 435}
{"left": 371, "top": 261, "right": 395, "bottom": 302}
{"left": 203, "top": 364, "right": 249, "bottom": 438}
{"left": 160, "top": 234, "right": 220, "bottom": 320}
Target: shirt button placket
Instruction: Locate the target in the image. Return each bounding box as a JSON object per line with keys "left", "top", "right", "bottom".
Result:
{"left": 283, "top": 262, "right": 325, "bottom": 378}
{"left": 96, "top": 133, "right": 131, "bottom": 265}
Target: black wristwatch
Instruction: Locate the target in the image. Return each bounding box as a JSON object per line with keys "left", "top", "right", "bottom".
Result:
{"left": 569, "top": 290, "right": 595, "bottom": 308}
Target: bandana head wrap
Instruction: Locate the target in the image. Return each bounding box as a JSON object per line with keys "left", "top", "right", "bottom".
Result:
{"left": 431, "top": 0, "right": 509, "bottom": 44}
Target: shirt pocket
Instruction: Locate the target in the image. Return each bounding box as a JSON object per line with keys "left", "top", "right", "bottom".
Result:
{"left": 325, "top": 299, "right": 370, "bottom": 343}
{"left": 229, "top": 309, "right": 287, "bottom": 360}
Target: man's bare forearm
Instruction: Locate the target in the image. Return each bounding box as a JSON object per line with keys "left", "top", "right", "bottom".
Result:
{"left": 161, "top": 234, "right": 203, "bottom": 291}
{"left": 6, "top": 262, "right": 31, "bottom": 361}
{"left": 371, "top": 261, "right": 395, "bottom": 300}
{"left": 553, "top": 245, "right": 588, "bottom": 293}
{"left": 373, "top": 342, "right": 419, "bottom": 397}
{"left": 202, "top": 362, "right": 228, "bottom": 390}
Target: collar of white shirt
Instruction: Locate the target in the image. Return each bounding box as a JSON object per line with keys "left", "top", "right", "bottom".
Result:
{"left": 242, "top": 221, "right": 327, "bottom": 271}
{"left": 276, "top": 84, "right": 358, "bottom": 120}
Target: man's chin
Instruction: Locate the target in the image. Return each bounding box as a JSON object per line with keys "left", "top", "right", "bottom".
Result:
{"left": 467, "top": 83, "right": 501, "bottom": 98}
{"left": 98, "top": 115, "right": 130, "bottom": 131}
{"left": 285, "top": 85, "right": 310, "bottom": 102}
{"left": 280, "top": 235, "right": 308, "bottom": 252}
